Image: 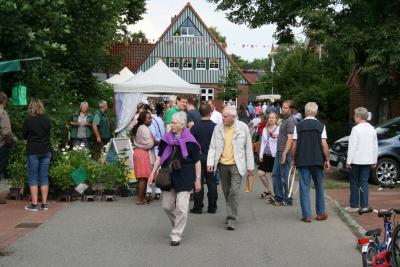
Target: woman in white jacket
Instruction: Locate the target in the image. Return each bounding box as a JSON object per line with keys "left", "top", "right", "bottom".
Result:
{"left": 258, "top": 112, "right": 279, "bottom": 198}
{"left": 345, "top": 107, "right": 378, "bottom": 213}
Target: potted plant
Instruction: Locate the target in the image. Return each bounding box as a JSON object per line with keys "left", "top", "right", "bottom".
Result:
{"left": 102, "top": 158, "right": 128, "bottom": 201}
{"left": 6, "top": 141, "right": 27, "bottom": 200}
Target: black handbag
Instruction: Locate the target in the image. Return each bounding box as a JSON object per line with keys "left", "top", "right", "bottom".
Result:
{"left": 155, "top": 146, "right": 178, "bottom": 191}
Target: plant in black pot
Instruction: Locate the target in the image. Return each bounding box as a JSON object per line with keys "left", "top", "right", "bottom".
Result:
{"left": 102, "top": 159, "right": 128, "bottom": 201}
{"left": 6, "top": 141, "right": 27, "bottom": 200}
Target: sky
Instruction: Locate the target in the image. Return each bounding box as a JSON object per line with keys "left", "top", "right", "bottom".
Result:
{"left": 128, "top": 0, "right": 304, "bottom": 61}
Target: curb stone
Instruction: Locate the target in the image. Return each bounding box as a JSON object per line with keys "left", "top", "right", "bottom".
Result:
{"left": 326, "top": 193, "right": 366, "bottom": 238}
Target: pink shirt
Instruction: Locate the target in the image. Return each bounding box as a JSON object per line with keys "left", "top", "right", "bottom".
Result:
{"left": 255, "top": 106, "right": 262, "bottom": 115}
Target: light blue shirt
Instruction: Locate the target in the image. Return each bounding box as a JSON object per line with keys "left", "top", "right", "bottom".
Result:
{"left": 247, "top": 104, "right": 255, "bottom": 114}
{"left": 149, "top": 114, "right": 165, "bottom": 142}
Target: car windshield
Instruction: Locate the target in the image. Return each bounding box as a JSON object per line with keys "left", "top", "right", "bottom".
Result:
{"left": 375, "top": 117, "right": 400, "bottom": 138}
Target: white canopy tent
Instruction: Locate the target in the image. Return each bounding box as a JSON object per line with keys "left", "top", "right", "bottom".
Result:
{"left": 114, "top": 59, "right": 200, "bottom": 94}
{"left": 105, "top": 67, "right": 134, "bottom": 84}
{"left": 113, "top": 59, "right": 200, "bottom": 135}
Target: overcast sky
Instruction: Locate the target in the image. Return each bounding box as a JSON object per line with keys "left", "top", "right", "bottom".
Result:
{"left": 128, "top": 0, "right": 304, "bottom": 61}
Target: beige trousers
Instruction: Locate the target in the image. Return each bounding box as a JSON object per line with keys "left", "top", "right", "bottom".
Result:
{"left": 161, "top": 189, "right": 191, "bottom": 242}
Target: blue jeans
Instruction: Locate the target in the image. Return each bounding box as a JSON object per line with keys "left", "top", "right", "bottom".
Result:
{"left": 28, "top": 152, "right": 52, "bottom": 187}
{"left": 349, "top": 164, "right": 371, "bottom": 209}
{"left": 272, "top": 151, "right": 292, "bottom": 205}
{"left": 298, "top": 166, "right": 325, "bottom": 218}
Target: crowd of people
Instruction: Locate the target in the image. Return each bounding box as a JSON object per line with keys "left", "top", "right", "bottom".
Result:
{"left": 0, "top": 91, "right": 378, "bottom": 247}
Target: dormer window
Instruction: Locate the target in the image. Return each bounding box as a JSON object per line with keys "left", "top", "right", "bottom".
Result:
{"left": 180, "top": 27, "right": 195, "bottom": 37}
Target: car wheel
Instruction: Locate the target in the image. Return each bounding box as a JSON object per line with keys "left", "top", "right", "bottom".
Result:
{"left": 372, "top": 158, "right": 399, "bottom": 185}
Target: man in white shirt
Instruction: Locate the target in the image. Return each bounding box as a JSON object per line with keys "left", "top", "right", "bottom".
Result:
{"left": 207, "top": 100, "right": 223, "bottom": 124}
{"left": 262, "top": 102, "right": 268, "bottom": 114}
{"left": 345, "top": 107, "right": 378, "bottom": 214}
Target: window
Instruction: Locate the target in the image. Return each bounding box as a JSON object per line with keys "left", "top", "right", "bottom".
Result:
{"left": 169, "top": 58, "right": 179, "bottom": 69}
{"left": 209, "top": 58, "right": 219, "bottom": 70}
{"left": 180, "top": 27, "right": 195, "bottom": 37}
{"left": 196, "top": 58, "right": 206, "bottom": 69}
{"left": 183, "top": 58, "right": 193, "bottom": 69}
{"left": 201, "top": 88, "right": 214, "bottom": 102}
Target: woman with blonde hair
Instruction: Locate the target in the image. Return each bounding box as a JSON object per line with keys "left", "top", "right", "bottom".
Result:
{"left": 23, "top": 99, "right": 51, "bottom": 211}
{"left": 258, "top": 112, "right": 279, "bottom": 198}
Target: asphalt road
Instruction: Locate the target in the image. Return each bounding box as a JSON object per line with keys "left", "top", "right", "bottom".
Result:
{"left": 0, "top": 178, "right": 360, "bottom": 267}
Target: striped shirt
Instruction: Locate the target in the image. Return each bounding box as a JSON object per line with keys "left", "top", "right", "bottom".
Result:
{"left": 277, "top": 115, "right": 296, "bottom": 152}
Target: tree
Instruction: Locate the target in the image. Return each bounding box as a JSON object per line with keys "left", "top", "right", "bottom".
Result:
{"left": 218, "top": 65, "right": 242, "bottom": 101}
{"left": 209, "top": 26, "right": 227, "bottom": 47}
{"left": 209, "top": 0, "right": 400, "bottom": 120}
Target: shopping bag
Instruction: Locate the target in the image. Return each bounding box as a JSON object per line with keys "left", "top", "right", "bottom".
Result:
{"left": 245, "top": 175, "right": 254, "bottom": 192}
{"left": 71, "top": 165, "right": 88, "bottom": 185}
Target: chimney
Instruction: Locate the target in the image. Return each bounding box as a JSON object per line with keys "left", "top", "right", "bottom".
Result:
{"left": 171, "top": 15, "right": 177, "bottom": 23}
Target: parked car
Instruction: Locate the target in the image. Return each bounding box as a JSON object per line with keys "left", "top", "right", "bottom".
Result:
{"left": 330, "top": 117, "right": 400, "bottom": 185}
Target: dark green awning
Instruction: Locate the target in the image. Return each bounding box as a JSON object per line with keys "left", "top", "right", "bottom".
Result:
{"left": 0, "top": 60, "right": 21, "bottom": 74}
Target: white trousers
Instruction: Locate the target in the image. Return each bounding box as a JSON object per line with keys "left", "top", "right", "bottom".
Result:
{"left": 161, "top": 189, "right": 191, "bottom": 242}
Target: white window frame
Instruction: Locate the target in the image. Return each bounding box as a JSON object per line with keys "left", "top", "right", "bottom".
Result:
{"left": 201, "top": 88, "right": 214, "bottom": 102}
{"left": 196, "top": 58, "right": 206, "bottom": 70}
{"left": 180, "top": 27, "right": 195, "bottom": 37}
{"left": 169, "top": 58, "right": 179, "bottom": 69}
{"left": 209, "top": 58, "right": 219, "bottom": 70}
{"left": 183, "top": 58, "right": 193, "bottom": 69}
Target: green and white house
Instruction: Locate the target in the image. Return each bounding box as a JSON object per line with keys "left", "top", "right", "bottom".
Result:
{"left": 130, "top": 2, "right": 252, "bottom": 109}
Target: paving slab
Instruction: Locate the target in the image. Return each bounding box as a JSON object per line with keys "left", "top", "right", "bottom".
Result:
{"left": 0, "top": 178, "right": 361, "bottom": 267}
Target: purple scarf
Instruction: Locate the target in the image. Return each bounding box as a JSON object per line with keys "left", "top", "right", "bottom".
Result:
{"left": 160, "top": 128, "right": 201, "bottom": 165}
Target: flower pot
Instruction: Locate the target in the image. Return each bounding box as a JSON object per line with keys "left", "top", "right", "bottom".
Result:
{"left": 102, "top": 189, "right": 116, "bottom": 201}
{"left": 8, "top": 187, "right": 22, "bottom": 200}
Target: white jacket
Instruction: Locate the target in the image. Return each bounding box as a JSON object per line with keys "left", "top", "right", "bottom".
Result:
{"left": 259, "top": 126, "right": 279, "bottom": 161}
{"left": 346, "top": 122, "right": 378, "bottom": 165}
{"left": 207, "top": 120, "right": 254, "bottom": 176}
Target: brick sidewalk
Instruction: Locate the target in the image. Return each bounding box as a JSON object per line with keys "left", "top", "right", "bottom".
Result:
{"left": 326, "top": 188, "right": 400, "bottom": 233}
{"left": 0, "top": 191, "right": 65, "bottom": 252}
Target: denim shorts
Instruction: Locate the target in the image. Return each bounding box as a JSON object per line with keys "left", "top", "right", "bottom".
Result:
{"left": 27, "top": 152, "right": 52, "bottom": 187}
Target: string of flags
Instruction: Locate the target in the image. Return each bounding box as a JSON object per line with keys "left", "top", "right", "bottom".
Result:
{"left": 131, "top": 38, "right": 279, "bottom": 49}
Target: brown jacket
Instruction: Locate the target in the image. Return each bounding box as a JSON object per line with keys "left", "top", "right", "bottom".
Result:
{"left": 0, "top": 107, "right": 16, "bottom": 148}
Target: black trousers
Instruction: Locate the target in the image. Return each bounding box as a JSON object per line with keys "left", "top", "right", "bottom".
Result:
{"left": 193, "top": 160, "right": 218, "bottom": 210}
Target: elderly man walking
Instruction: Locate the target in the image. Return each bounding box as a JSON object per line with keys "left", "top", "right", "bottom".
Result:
{"left": 291, "top": 102, "right": 330, "bottom": 222}
{"left": 207, "top": 106, "right": 254, "bottom": 230}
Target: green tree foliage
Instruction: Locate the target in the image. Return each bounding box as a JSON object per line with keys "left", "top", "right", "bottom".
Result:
{"left": 0, "top": 0, "right": 145, "bottom": 144}
{"left": 209, "top": 26, "right": 227, "bottom": 47}
{"left": 209, "top": 0, "right": 400, "bottom": 120}
{"left": 218, "top": 65, "right": 242, "bottom": 101}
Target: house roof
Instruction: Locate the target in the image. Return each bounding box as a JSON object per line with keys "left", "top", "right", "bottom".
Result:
{"left": 242, "top": 70, "right": 261, "bottom": 84}
{"left": 109, "top": 43, "right": 155, "bottom": 72}
{"left": 130, "top": 2, "right": 252, "bottom": 84}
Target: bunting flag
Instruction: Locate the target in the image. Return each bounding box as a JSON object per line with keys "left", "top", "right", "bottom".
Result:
{"left": 137, "top": 39, "right": 282, "bottom": 49}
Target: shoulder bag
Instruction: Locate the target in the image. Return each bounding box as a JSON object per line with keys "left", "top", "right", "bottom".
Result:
{"left": 155, "top": 146, "right": 178, "bottom": 191}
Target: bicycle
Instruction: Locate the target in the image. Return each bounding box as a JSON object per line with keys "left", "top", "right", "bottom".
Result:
{"left": 391, "top": 212, "right": 400, "bottom": 267}
{"left": 358, "top": 209, "right": 400, "bottom": 267}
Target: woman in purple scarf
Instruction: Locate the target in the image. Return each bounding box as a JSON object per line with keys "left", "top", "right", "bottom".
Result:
{"left": 148, "top": 111, "right": 201, "bottom": 246}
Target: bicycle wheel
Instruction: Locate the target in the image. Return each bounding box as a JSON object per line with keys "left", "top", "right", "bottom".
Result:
{"left": 392, "top": 224, "right": 400, "bottom": 267}
{"left": 362, "top": 242, "right": 378, "bottom": 267}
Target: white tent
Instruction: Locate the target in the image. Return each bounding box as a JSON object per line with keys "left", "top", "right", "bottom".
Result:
{"left": 113, "top": 59, "right": 200, "bottom": 135}
{"left": 105, "top": 67, "right": 134, "bottom": 85}
{"left": 114, "top": 59, "right": 200, "bottom": 94}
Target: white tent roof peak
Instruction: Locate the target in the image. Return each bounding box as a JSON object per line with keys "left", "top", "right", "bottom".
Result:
{"left": 114, "top": 59, "right": 200, "bottom": 94}
{"left": 105, "top": 67, "right": 134, "bottom": 84}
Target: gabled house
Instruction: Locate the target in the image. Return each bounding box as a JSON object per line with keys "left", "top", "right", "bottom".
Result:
{"left": 110, "top": 2, "right": 252, "bottom": 110}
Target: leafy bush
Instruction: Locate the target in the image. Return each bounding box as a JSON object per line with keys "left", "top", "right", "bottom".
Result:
{"left": 6, "top": 140, "right": 28, "bottom": 188}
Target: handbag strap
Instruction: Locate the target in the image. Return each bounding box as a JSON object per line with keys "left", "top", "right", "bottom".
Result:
{"left": 166, "top": 146, "right": 179, "bottom": 168}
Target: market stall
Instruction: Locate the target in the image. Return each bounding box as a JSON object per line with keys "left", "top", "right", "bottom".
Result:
{"left": 112, "top": 59, "right": 200, "bottom": 135}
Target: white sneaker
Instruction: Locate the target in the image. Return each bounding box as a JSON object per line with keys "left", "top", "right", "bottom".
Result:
{"left": 344, "top": 207, "right": 359, "bottom": 213}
